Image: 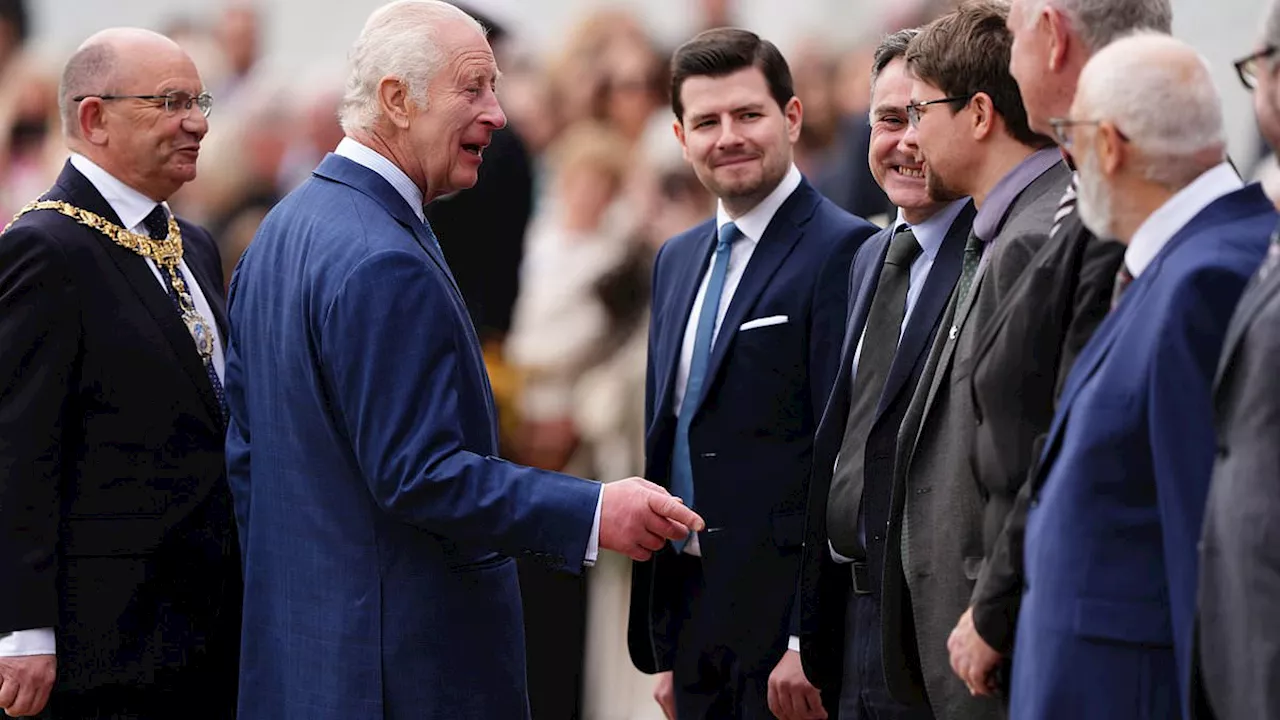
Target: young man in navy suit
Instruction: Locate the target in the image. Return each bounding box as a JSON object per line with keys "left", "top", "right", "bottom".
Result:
{"left": 1012, "top": 34, "right": 1275, "bottom": 720}
{"left": 628, "top": 27, "right": 876, "bottom": 720}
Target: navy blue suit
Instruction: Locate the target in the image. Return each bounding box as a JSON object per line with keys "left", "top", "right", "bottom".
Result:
{"left": 799, "top": 204, "right": 973, "bottom": 704}
{"left": 1011, "top": 184, "right": 1276, "bottom": 719}
{"left": 225, "top": 154, "right": 600, "bottom": 719}
{"left": 628, "top": 178, "right": 874, "bottom": 716}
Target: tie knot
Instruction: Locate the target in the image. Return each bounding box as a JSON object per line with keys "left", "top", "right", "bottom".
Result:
{"left": 886, "top": 227, "right": 922, "bottom": 267}
{"left": 964, "top": 232, "right": 985, "bottom": 256}
{"left": 717, "top": 222, "right": 741, "bottom": 250}
{"left": 142, "top": 205, "right": 170, "bottom": 240}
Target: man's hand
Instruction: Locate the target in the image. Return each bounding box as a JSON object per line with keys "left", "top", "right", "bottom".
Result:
{"left": 653, "top": 670, "right": 677, "bottom": 720}
{"left": 947, "top": 607, "right": 1001, "bottom": 697}
{"left": 600, "top": 478, "right": 705, "bottom": 561}
{"left": 0, "top": 655, "right": 55, "bottom": 718}
{"left": 767, "top": 649, "right": 827, "bottom": 719}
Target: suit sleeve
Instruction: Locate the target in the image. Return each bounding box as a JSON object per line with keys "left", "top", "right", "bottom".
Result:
{"left": 0, "top": 224, "right": 79, "bottom": 634}
{"left": 1056, "top": 236, "right": 1125, "bottom": 396}
{"left": 1147, "top": 268, "right": 1244, "bottom": 710}
{"left": 318, "top": 249, "right": 600, "bottom": 572}
{"left": 224, "top": 267, "right": 252, "bottom": 555}
{"left": 807, "top": 221, "right": 876, "bottom": 419}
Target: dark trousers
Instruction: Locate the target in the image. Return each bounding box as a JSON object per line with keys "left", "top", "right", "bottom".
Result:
{"left": 839, "top": 589, "right": 934, "bottom": 720}
{"left": 519, "top": 557, "right": 586, "bottom": 720}
{"left": 41, "top": 683, "right": 234, "bottom": 720}
{"left": 669, "top": 553, "right": 776, "bottom": 720}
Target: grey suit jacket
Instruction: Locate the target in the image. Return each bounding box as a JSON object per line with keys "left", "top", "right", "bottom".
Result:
{"left": 1196, "top": 246, "right": 1280, "bottom": 720}
{"left": 882, "top": 161, "right": 1070, "bottom": 717}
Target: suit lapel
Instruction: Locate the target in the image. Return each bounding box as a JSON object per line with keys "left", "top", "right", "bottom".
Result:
{"left": 1214, "top": 260, "right": 1280, "bottom": 389}
{"left": 652, "top": 226, "right": 717, "bottom": 425}
{"left": 876, "top": 203, "right": 972, "bottom": 420}
{"left": 53, "top": 163, "right": 224, "bottom": 427}
{"left": 692, "top": 185, "right": 815, "bottom": 416}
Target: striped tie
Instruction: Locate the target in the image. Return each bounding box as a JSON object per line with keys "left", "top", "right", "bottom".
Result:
{"left": 1049, "top": 176, "right": 1078, "bottom": 241}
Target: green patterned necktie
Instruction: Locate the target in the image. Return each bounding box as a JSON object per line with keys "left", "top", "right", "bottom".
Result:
{"left": 954, "top": 232, "right": 986, "bottom": 309}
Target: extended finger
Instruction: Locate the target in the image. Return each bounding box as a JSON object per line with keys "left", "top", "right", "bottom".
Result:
{"left": 648, "top": 493, "right": 705, "bottom": 531}
{"left": 646, "top": 513, "right": 692, "bottom": 542}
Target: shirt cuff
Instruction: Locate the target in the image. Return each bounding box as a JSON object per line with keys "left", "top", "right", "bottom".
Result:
{"left": 584, "top": 485, "right": 603, "bottom": 567}
{"left": 788, "top": 635, "right": 801, "bottom": 653}
{"left": 0, "top": 628, "right": 56, "bottom": 657}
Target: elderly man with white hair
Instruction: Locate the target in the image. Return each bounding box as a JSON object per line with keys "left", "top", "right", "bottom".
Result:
{"left": 1195, "top": 2, "right": 1280, "bottom": 718}
{"left": 222, "top": 2, "right": 704, "bottom": 718}
{"left": 1007, "top": 33, "right": 1275, "bottom": 720}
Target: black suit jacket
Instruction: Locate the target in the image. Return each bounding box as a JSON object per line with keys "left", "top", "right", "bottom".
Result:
{"left": 799, "top": 203, "right": 974, "bottom": 698}
{"left": 968, "top": 207, "right": 1124, "bottom": 654}
{"left": 630, "top": 179, "right": 876, "bottom": 680}
{"left": 0, "top": 162, "right": 240, "bottom": 703}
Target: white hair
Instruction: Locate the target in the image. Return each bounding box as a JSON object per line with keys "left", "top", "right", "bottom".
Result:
{"left": 338, "top": 0, "right": 485, "bottom": 133}
{"left": 1023, "top": 0, "right": 1172, "bottom": 53}
{"left": 1264, "top": 0, "right": 1280, "bottom": 52}
{"left": 1076, "top": 31, "right": 1225, "bottom": 188}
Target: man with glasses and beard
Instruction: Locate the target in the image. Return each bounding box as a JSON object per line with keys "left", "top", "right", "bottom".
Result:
{"left": 1012, "top": 33, "right": 1273, "bottom": 719}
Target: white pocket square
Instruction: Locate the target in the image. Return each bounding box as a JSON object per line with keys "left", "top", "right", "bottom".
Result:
{"left": 739, "top": 315, "right": 789, "bottom": 331}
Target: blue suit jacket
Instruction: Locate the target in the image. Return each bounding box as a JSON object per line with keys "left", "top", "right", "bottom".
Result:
{"left": 798, "top": 203, "right": 973, "bottom": 695}
{"left": 1012, "top": 184, "right": 1276, "bottom": 720}
{"left": 628, "top": 178, "right": 875, "bottom": 678}
{"left": 225, "top": 154, "right": 600, "bottom": 719}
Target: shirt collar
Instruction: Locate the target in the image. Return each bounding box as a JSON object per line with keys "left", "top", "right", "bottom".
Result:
{"left": 895, "top": 197, "right": 971, "bottom": 261}
{"left": 973, "top": 147, "right": 1063, "bottom": 242}
{"left": 69, "top": 153, "right": 168, "bottom": 231}
{"left": 334, "top": 137, "right": 426, "bottom": 223}
{"left": 715, "top": 163, "right": 803, "bottom": 243}
{"left": 1125, "top": 162, "right": 1243, "bottom": 278}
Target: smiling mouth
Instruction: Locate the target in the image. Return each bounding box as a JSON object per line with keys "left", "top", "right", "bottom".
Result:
{"left": 462, "top": 144, "right": 484, "bottom": 157}
{"left": 894, "top": 166, "right": 924, "bottom": 179}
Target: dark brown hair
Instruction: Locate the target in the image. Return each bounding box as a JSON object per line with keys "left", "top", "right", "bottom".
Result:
{"left": 669, "top": 28, "right": 794, "bottom": 122}
{"left": 906, "top": 0, "right": 1052, "bottom": 148}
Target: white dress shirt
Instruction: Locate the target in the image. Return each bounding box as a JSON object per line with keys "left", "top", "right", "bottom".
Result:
{"left": 0, "top": 155, "right": 231, "bottom": 659}
{"left": 1125, "top": 162, "right": 1243, "bottom": 278}
{"left": 672, "top": 164, "right": 803, "bottom": 558}
{"left": 335, "top": 138, "right": 605, "bottom": 565}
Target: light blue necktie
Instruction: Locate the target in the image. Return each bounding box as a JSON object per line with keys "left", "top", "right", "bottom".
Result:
{"left": 670, "top": 222, "right": 740, "bottom": 552}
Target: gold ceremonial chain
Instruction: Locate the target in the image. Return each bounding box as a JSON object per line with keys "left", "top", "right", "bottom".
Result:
{"left": 5, "top": 200, "right": 217, "bottom": 362}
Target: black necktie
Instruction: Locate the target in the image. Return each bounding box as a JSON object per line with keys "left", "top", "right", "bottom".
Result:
{"left": 144, "top": 205, "right": 228, "bottom": 423}
{"left": 828, "top": 227, "right": 922, "bottom": 558}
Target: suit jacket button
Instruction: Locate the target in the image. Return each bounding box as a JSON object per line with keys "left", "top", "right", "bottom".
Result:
{"left": 1216, "top": 445, "right": 1228, "bottom": 459}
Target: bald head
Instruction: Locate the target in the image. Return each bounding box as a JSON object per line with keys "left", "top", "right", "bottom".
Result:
{"left": 60, "top": 28, "right": 189, "bottom": 138}
{"left": 1074, "top": 32, "right": 1224, "bottom": 188}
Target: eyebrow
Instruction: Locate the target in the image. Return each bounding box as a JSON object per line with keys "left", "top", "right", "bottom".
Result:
{"left": 689, "top": 103, "right": 766, "bottom": 123}
{"left": 872, "top": 103, "right": 906, "bottom": 118}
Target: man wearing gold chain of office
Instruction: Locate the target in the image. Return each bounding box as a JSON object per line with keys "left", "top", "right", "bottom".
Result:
{"left": 0, "top": 27, "right": 240, "bottom": 719}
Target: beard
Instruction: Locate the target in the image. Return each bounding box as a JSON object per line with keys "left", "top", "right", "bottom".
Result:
{"left": 1076, "top": 149, "right": 1114, "bottom": 239}
{"left": 924, "top": 161, "right": 965, "bottom": 203}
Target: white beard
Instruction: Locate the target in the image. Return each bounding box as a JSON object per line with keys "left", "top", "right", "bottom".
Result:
{"left": 1076, "top": 148, "right": 1114, "bottom": 239}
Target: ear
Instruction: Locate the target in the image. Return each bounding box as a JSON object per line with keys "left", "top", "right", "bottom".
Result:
{"left": 1097, "top": 122, "right": 1126, "bottom": 176}
{"left": 673, "top": 119, "right": 690, "bottom": 163}
{"left": 378, "top": 76, "right": 413, "bottom": 129}
{"left": 78, "top": 97, "right": 110, "bottom": 146}
{"left": 969, "top": 92, "right": 996, "bottom": 142}
{"left": 1044, "top": 6, "right": 1071, "bottom": 72}
{"left": 784, "top": 96, "right": 803, "bottom": 145}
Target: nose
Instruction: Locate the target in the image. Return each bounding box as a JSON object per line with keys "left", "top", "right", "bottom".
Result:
{"left": 481, "top": 89, "right": 506, "bottom": 130}
{"left": 183, "top": 109, "right": 209, "bottom": 140}
{"left": 898, "top": 123, "right": 919, "bottom": 157}
{"left": 715, "top": 117, "right": 743, "bottom": 149}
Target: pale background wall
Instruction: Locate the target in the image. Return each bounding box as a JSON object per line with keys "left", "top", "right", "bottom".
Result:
{"left": 25, "top": 0, "right": 1271, "bottom": 168}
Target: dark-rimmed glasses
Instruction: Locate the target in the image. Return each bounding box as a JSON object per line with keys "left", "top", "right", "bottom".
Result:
{"left": 1234, "top": 46, "right": 1277, "bottom": 91}
{"left": 1046, "top": 117, "right": 1130, "bottom": 151}
{"left": 72, "top": 91, "right": 214, "bottom": 118}
{"left": 905, "top": 93, "right": 976, "bottom": 127}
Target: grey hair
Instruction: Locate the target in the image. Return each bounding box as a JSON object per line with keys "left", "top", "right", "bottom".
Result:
{"left": 1076, "top": 31, "right": 1225, "bottom": 189}
{"left": 338, "top": 0, "right": 485, "bottom": 133}
{"left": 869, "top": 28, "right": 920, "bottom": 94}
{"left": 1024, "top": 0, "right": 1172, "bottom": 53}
{"left": 1263, "top": 0, "right": 1280, "bottom": 53}
{"left": 59, "top": 42, "right": 117, "bottom": 137}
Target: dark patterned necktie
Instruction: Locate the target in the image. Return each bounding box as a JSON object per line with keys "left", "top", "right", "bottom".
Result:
{"left": 954, "top": 231, "right": 986, "bottom": 309}
{"left": 1049, "top": 176, "right": 1078, "bottom": 242}
{"left": 1111, "top": 263, "right": 1134, "bottom": 311}
{"left": 144, "top": 205, "right": 227, "bottom": 423}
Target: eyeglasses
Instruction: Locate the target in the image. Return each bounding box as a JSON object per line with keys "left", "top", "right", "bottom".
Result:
{"left": 905, "top": 93, "right": 976, "bottom": 127}
{"left": 72, "top": 91, "right": 214, "bottom": 118}
{"left": 1046, "top": 117, "right": 1130, "bottom": 151}
{"left": 1234, "top": 46, "right": 1277, "bottom": 91}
